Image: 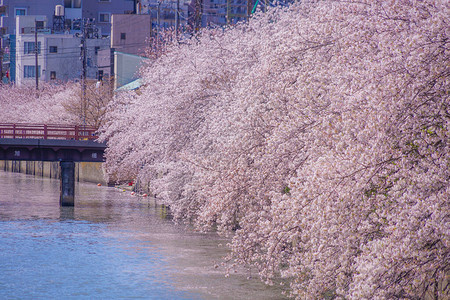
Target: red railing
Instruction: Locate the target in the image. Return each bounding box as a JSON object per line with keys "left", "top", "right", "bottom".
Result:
{"left": 0, "top": 123, "right": 99, "bottom": 141}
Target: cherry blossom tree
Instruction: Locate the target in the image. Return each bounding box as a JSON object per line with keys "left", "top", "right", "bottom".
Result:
{"left": 0, "top": 83, "right": 79, "bottom": 124}
{"left": 141, "top": 27, "right": 178, "bottom": 59}
{"left": 101, "top": 0, "right": 449, "bottom": 298}
{"left": 0, "top": 80, "right": 113, "bottom": 127}
{"left": 63, "top": 80, "right": 114, "bottom": 127}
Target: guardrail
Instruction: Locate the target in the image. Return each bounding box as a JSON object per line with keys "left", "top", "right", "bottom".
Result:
{"left": 0, "top": 123, "right": 98, "bottom": 141}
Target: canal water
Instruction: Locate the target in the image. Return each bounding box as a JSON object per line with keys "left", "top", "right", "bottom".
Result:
{"left": 0, "top": 170, "right": 285, "bottom": 299}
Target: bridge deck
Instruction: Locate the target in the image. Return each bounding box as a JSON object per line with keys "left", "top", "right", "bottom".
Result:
{"left": 0, "top": 138, "right": 106, "bottom": 163}
{"left": 0, "top": 138, "right": 106, "bottom": 149}
{"left": 0, "top": 124, "right": 106, "bottom": 162}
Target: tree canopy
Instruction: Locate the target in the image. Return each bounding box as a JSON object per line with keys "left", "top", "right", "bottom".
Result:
{"left": 101, "top": 0, "right": 448, "bottom": 298}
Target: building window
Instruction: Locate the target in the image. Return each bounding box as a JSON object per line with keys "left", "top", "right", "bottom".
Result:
{"left": 24, "top": 65, "right": 40, "bottom": 78}
{"left": 0, "top": 5, "right": 7, "bottom": 17}
{"left": 24, "top": 42, "right": 41, "bottom": 54}
{"left": 99, "top": 12, "right": 110, "bottom": 23}
{"left": 120, "top": 32, "right": 126, "bottom": 40}
{"left": 65, "top": 18, "right": 72, "bottom": 29}
{"left": 35, "top": 21, "right": 45, "bottom": 29}
{"left": 64, "top": 0, "right": 81, "bottom": 8}
{"left": 98, "top": 70, "right": 104, "bottom": 81}
{"left": 50, "top": 71, "right": 56, "bottom": 80}
{"left": 49, "top": 46, "right": 58, "bottom": 53}
{"left": 15, "top": 8, "right": 27, "bottom": 16}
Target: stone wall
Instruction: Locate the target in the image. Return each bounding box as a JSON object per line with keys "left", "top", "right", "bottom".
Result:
{"left": 0, "top": 160, "right": 108, "bottom": 185}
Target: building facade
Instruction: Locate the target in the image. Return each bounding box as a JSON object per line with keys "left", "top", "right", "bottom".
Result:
{"left": 136, "top": 0, "right": 189, "bottom": 31}
{"left": 15, "top": 15, "right": 110, "bottom": 86}
{"left": 0, "top": 0, "right": 61, "bottom": 36}
{"left": 0, "top": 0, "right": 136, "bottom": 82}
{"left": 111, "top": 14, "right": 151, "bottom": 56}
{"left": 114, "top": 51, "right": 148, "bottom": 90}
{"left": 0, "top": 0, "right": 135, "bottom": 35}
{"left": 83, "top": 0, "right": 135, "bottom": 37}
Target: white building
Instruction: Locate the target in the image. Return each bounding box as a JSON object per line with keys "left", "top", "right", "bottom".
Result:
{"left": 1, "top": 0, "right": 134, "bottom": 82}
{"left": 15, "top": 15, "right": 110, "bottom": 86}
{"left": 0, "top": 0, "right": 135, "bottom": 36}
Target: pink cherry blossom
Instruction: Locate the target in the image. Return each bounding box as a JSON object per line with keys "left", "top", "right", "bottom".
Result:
{"left": 101, "top": 0, "right": 449, "bottom": 298}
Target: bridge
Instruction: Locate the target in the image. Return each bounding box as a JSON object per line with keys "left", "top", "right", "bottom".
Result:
{"left": 0, "top": 123, "right": 105, "bottom": 162}
{"left": 0, "top": 123, "right": 107, "bottom": 206}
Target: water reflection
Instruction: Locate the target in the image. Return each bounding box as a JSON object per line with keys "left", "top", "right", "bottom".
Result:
{"left": 0, "top": 170, "right": 286, "bottom": 299}
{"left": 60, "top": 206, "right": 75, "bottom": 220}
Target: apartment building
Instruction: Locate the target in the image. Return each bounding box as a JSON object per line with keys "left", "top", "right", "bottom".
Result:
{"left": 136, "top": 0, "right": 189, "bottom": 30}
{"left": 111, "top": 14, "right": 151, "bottom": 56}
{"left": 83, "top": 0, "right": 135, "bottom": 37}
{"left": 0, "top": 0, "right": 136, "bottom": 82}
{"left": 0, "top": 0, "right": 135, "bottom": 35}
{"left": 15, "top": 15, "right": 110, "bottom": 86}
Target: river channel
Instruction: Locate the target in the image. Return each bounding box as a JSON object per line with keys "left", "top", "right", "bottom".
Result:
{"left": 0, "top": 170, "right": 285, "bottom": 299}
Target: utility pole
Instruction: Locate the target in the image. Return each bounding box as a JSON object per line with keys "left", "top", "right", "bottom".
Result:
{"left": 175, "top": 0, "right": 179, "bottom": 38}
{"left": 227, "top": 0, "right": 230, "bottom": 25}
{"left": 0, "top": 36, "right": 3, "bottom": 83}
{"left": 110, "top": 47, "right": 115, "bottom": 92}
{"left": 80, "top": 18, "right": 88, "bottom": 125}
{"left": 247, "top": 0, "right": 252, "bottom": 21}
{"left": 157, "top": 1, "right": 161, "bottom": 43}
{"left": 35, "top": 20, "right": 39, "bottom": 92}
{"left": 193, "top": 0, "right": 202, "bottom": 32}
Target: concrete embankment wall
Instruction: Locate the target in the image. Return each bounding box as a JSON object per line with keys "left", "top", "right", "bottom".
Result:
{"left": 0, "top": 160, "right": 108, "bottom": 185}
